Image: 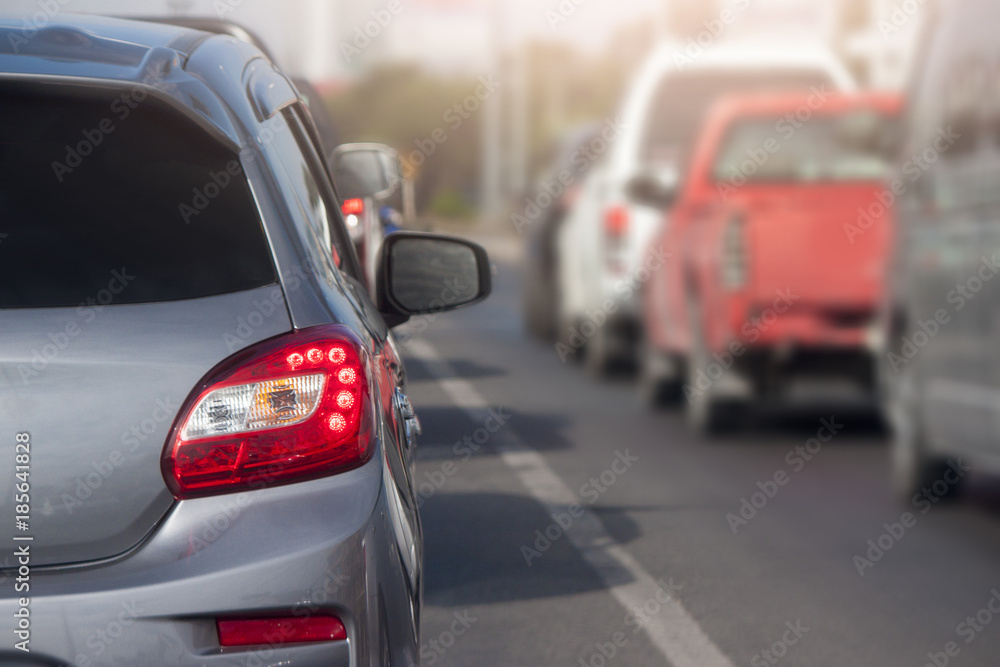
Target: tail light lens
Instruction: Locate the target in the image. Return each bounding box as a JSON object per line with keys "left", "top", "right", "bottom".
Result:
{"left": 604, "top": 205, "right": 629, "bottom": 238}
{"left": 721, "top": 214, "right": 748, "bottom": 290}
{"left": 604, "top": 204, "right": 630, "bottom": 273}
{"left": 341, "top": 198, "right": 364, "bottom": 216}
{"left": 162, "top": 325, "right": 374, "bottom": 499}
{"left": 217, "top": 615, "right": 347, "bottom": 647}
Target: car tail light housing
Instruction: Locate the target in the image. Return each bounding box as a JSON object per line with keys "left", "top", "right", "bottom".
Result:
{"left": 162, "top": 325, "right": 375, "bottom": 499}
{"left": 721, "top": 213, "right": 748, "bottom": 290}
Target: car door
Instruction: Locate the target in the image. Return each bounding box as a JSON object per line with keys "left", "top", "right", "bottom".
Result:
{"left": 258, "top": 103, "right": 424, "bottom": 606}
{"left": 899, "top": 2, "right": 990, "bottom": 451}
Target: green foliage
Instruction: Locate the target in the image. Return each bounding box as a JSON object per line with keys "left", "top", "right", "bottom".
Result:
{"left": 427, "top": 189, "right": 477, "bottom": 220}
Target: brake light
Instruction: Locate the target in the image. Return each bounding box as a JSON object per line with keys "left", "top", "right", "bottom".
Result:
{"left": 604, "top": 205, "right": 629, "bottom": 237}
{"left": 341, "top": 198, "right": 364, "bottom": 216}
{"left": 162, "top": 325, "right": 374, "bottom": 499}
{"left": 217, "top": 615, "right": 347, "bottom": 647}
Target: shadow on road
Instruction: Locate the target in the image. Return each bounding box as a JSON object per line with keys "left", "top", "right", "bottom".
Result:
{"left": 422, "top": 491, "right": 641, "bottom": 606}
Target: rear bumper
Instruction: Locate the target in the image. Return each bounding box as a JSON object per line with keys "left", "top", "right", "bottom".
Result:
{"left": 0, "top": 453, "right": 392, "bottom": 667}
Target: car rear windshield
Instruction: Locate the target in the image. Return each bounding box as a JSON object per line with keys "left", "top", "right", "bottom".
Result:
{"left": 642, "top": 69, "right": 835, "bottom": 166}
{"left": 0, "top": 85, "right": 277, "bottom": 309}
{"left": 713, "top": 112, "right": 893, "bottom": 184}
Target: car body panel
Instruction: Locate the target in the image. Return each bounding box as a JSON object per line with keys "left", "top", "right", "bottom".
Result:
{"left": 646, "top": 92, "right": 900, "bottom": 369}
{"left": 0, "top": 13, "right": 422, "bottom": 666}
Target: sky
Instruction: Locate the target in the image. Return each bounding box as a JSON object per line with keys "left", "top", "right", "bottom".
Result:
{"left": 0, "top": 0, "right": 670, "bottom": 78}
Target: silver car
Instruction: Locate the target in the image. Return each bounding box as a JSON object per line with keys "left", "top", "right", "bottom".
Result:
{"left": 0, "top": 14, "right": 490, "bottom": 666}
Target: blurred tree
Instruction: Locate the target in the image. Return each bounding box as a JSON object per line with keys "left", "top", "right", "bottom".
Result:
{"left": 325, "top": 65, "right": 484, "bottom": 216}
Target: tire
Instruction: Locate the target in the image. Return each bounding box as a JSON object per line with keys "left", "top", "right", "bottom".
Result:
{"left": 556, "top": 317, "right": 583, "bottom": 364}
{"left": 639, "top": 339, "right": 682, "bottom": 409}
{"left": 685, "top": 303, "right": 744, "bottom": 435}
{"left": 888, "top": 362, "right": 964, "bottom": 504}
{"left": 584, "top": 324, "right": 615, "bottom": 379}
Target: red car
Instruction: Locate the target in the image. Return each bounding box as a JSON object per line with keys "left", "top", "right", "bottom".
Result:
{"left": 639, "top": 92, "right": 902, "bottom": 432}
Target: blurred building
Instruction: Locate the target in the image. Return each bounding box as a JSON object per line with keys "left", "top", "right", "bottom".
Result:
{"left": 843, "top": 0, "right": 925, "bottom": 90}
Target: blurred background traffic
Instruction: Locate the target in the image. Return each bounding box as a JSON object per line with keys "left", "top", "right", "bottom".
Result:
{"left": 9, "top": 0, "right": 1000, "bottom": 662}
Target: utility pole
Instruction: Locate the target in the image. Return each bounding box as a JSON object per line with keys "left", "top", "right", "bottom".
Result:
{"left": 480, "top": 0, "right": 504, "bottom": 229}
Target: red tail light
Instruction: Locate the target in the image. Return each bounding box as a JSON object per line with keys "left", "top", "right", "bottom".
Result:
{"left": 162, "top": 325, "right": 374, "bottom": 499}
{"left": 217, "top": 615, "right": 347, "bottom": 647}
{"left": 341, "top": 198, "right": 364, "bottom": 216}
{"left": 604, "top": 205, "right": 629, "bottom": 237}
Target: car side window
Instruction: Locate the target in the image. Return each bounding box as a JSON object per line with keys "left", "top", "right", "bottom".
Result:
{"left": 259, "top": 108, "right": 363, "bottom": 283}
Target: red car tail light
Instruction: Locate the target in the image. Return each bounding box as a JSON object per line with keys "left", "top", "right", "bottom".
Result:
{"left": 341, "top": 198, "right": 364, "bottom": 216}
{"left": 217, "top": 615, "right": 347, "bottom": 647}
{"left": 162, "top": 325, "right": 374, "bottom": 499}
{"left": 604, "top": 205, "right": 629, "bottom": 238}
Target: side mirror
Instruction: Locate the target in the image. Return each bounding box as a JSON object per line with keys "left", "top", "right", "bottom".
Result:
{"left": 377, "top": 232, "right": 492, "bottom": 327}
{"left": 331, "top": 143, "right": 402, "bottom": 202}
{"left": 626, "top": 169, "right": 680, "bottom": 209}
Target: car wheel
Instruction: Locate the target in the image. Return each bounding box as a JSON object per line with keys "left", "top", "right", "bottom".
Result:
{"left": 888, "top": 362, "right": 964, "bottom": 504}
{"left": 685, "top": 305, "right": 744, "bottom": 435}
{"left": 639, "top": 338, "right": 682, "bottom": 409}
{"left": 584, "top": 324, "right": 616, "bottom": 378}
{"left": 556, "top": 316, "right": 583, "bottom": 364}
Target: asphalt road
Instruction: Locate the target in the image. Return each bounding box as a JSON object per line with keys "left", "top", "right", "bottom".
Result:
{"left": 401, "top": 235, "right": 1000, "bottom": 667}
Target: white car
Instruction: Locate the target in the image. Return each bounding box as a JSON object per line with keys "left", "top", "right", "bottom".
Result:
{"left": 554, "top": 41, "right": 856, "bottom": 375}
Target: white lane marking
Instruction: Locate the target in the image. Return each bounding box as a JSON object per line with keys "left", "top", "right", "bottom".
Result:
{"left": 406, "top": 338, "right": 735, "bottom": 667}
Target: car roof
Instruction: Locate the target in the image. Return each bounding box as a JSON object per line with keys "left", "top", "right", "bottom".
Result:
{"left": 641, "top": 39, "right": 857, "bottom": 91}
{"left": 131, "top": 16, "right": 280, "bottom": 63}
{"left": 708, "top": 91, "right": 903, "bottom": 121}
{"left": 0, "top": 13, "right": 282, "bottom": 150}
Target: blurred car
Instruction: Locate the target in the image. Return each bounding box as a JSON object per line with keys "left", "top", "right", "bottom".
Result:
{"left": 0, "top": 14, "right": 491, "bottom": 666}
{"left": 555, "top": 41, "right": 856, "bottom": 376}
{"left": 881, "top": 0, "right": 995, "bottom": 501}
{"left": 641, "top": 92, "right": 900, "bottom": 432}
{"left": 522, "top": 124, "right": 602, "bottom": 341}
{"left": 330, "top": 144, "right": 406, "bottom": 294}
